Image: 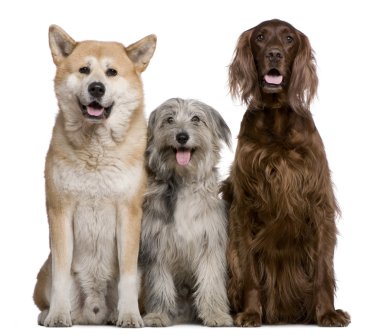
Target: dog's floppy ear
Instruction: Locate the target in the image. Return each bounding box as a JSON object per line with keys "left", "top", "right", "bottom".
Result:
{"left": 288, "top": 31, "right": 318, "bottom": 117}
{"left": 211, "top": 108, "right": 232, "bottom": 149}
{"left": 229, "top": 28, "right": 261, "bottom": 109}
{"left": 147, "top": 108, "right": 157, "bottom": 145}
{"left": 126, "top": 34, "right": 157, "bottom": 73}
{"left": 198, "top": 102, "right": 231, "bottom": 148}
{"left": 49, "top": 25, "right": 77, "bottom": 66}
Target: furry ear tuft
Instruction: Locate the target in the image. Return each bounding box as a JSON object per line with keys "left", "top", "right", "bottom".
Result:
{"left": 125, "top": 34, "right": 157, "bottom": 73}
{"left": 49, "top": 25, "right": 76, "bottom": 65}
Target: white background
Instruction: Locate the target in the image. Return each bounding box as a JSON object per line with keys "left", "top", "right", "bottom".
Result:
{"left": 0, "top": 0, "right": 378, "bottom": 334}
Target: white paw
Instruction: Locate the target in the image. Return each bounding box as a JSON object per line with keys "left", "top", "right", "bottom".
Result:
{"left": 116, "top": 312, "right": 144, "bottom": 328}
{"left": 203, "top": 313, "right": 234, "bottom": 327}
{"left": 43, "top": 309, "right": 72, "bottom": 327}
{"left": 143, "top": 313, "right": 171, "bottom": 327}
{"left": 37, "top": 310, "right": 49, "bottom": 325}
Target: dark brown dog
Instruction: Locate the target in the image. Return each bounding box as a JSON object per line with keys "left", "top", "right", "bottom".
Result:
{"left": 223, "top": 19, "right": 350, "bottom": 327}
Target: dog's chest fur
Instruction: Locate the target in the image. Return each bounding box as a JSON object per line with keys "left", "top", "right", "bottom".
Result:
{"left": 141, "top": 176, "right": 225, "bottom": 272}
{"left": 51, "top": 137, "right": 142, "bottom": 279}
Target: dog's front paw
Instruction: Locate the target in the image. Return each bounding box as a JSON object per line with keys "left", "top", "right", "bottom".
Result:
{"left": 202, "top": 313, "right": 233, "bottom": 327}
{"left": 42, "top": 309, "right": 72, "bottom": 327}
{"left": 116, "top": 312, "right": 144, "bottom": 328}
{"left": 234, "top": 312, "right": 262, "bottom": 327}
{"left": 143, "top": 313, "right": 171, "bottom": 327}
{"left": 318, "top": 309, "right": 351, "bottom": 327}
{"left": 106, "top": 310, "right": 118, "bottom": 325}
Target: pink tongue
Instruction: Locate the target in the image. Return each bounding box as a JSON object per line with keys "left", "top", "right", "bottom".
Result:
{"left": 264, "top": 74, "right": 283, "bottom": 85}
{"left": 87, "top": 106, "right": 104, "bottom": 116}
{"left": 176, "top": 149, "right": 191, "bottom": 166}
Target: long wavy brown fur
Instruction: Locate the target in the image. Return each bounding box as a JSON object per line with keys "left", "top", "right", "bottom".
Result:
{"left": 224, "top": 19, "right": 350, "bottom": 327}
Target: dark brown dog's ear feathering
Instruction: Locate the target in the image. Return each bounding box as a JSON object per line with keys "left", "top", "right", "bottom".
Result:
{"left": 229, "top": 28, "right": 261, "bottom": 109}
{"left": 288, "top": 31, "right": 318, "bottom": 117}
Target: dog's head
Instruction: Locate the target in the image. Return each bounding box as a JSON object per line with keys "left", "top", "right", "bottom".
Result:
{"left": 49, "top": 25, "right": 156, "bottom": 136}
{"left": 146, "top": 98, "right": 231, "bottom": 179}
{"left": 229, "top": 19, "right": 317, "bottom": 115}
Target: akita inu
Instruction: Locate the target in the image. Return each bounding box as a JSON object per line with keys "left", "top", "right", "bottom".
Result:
{"left": 33, "top": 25, "right": 156, "bottom": 327}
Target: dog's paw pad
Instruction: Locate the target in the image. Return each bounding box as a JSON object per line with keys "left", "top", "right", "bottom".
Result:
{"left": 143, "top": 313, "right": 171, "bottom": 327}
{"left": 234, "top": 312, "right": 262, "bottom": 327}
{"left": 318, "top": 309, "right": 351, "bottom": 327}
{"left": 203, "top": 313, "right": 233, "bottom": 327}
{"left": 116, "top": 313, "right": 143, "bottom": 328}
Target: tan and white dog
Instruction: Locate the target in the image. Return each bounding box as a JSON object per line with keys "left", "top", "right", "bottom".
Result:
{"left": 33, "top": 25, "right": 156, "bottom": 327}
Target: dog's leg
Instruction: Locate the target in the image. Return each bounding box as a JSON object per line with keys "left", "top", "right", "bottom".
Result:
{"left": 227, "top": 210, "right": 263, "bottom": 327}
{"left": 227, "top": 215, "right": 244, "bottom": 313}
{"left": 42, "top": 202, "right": 74, "bottom": 327}
{"left": 194, "top": 250, "right": 233, "bottom": 327}
{"left": 314, "top": 210, "right": 350, "bottom": 327}
{"left": 233, "top": 236, "right": 262, "bottom": 326}
{"left": 234, "top": 275, "right": 263, "bottom": 327}
{"left": 143, "top": 263, "right": 176, "bottom": 327}
{"left": 116, "top": 201, "right": 143, "bottom": 328}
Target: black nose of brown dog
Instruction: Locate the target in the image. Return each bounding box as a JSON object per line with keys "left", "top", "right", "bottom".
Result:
{"left": 88, "top": 82, "right": 105, "bottom": 98}
{"left": 176, "top": 132, "right": 189, "bottom": 145}
{"left": 267, "top": 48, "right": 283, "bottom": 61}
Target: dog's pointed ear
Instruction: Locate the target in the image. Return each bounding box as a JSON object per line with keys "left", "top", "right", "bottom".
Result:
{"left": 126, "top": 34, "right": 157, "bottom": 73}
{"left": 49, "top": 25, "right": 77, "bottom": 66}
{"left": 229, "top": 28, "right": 261, "bottom": 108}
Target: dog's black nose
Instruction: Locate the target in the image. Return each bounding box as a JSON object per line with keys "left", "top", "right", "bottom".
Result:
{"left": 267, "top": 48, "right": 283, "bottom": 61}
{"left": 176, "top": 132, "right": 189, "bottom": 145}
{"left": 88, "top": 82, "right": 105, "bottom": 98}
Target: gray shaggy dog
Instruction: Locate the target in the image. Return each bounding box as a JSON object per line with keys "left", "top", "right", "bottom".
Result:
{"left": 139, "top": 98, "right": 233, "bottom": 327}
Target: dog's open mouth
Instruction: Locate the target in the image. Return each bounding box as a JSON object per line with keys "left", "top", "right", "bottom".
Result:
{"left": 264, "top": 69, "right": 283, "bottom": 86}
{"left": 80, "top": 101, "right": 113, "bottom": 120}
{"left": 174, "top": 148, "right": 194, "bottom": 166}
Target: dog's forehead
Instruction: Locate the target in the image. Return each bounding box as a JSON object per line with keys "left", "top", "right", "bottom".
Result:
{"left": 69, "top": 41, "right": 133, "bottom": 66}
{"left": 254, "top": 19, "right": 296, "bottom": 33}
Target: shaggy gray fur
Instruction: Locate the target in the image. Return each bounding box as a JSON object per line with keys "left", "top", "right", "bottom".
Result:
{"left": 139, "top": 98, "right": 233, "bottom": 327}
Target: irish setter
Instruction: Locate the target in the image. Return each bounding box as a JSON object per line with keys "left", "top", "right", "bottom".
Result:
{"left": 223, "top": 19, "right": 350, "bottom": 326}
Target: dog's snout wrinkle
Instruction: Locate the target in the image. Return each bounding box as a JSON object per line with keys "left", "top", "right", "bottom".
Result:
{"left": 88, "top": 81, "right": 105, "bottom": 98}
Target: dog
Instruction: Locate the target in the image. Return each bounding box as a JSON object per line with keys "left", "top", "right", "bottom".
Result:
{"left": 223, "top": 19, "right": 350, "bottom": 326}
{"left": 139, "top": 98, "right": 233, "bottom": 327}
{"left": 33, "top": 25, "right": 156, "bottom": 327}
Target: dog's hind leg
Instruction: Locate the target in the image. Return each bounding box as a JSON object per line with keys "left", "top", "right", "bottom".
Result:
{"left": 193, "top": 250, "right": 233, "bottom": 327}
{"left": 143, "top": 263, "right": 177, "bottom": 327}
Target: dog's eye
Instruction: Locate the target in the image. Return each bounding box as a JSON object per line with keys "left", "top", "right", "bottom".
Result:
{"left": 256, "top": 34, "right": 264, "bottom": 42}
{"left": 191, "top": 116, "right": 200, "bottom": 122}
{"left": 167, "top": 117, "right": 174, "bottom": 124}
{"left": 79, "top": 67, "right": 90, "bottom": 74}
{"left": 286, "top": 36, "right": 294, "bottom": 43}
{"left": 106, "top": 68, "right": 118, "bottom": 77}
